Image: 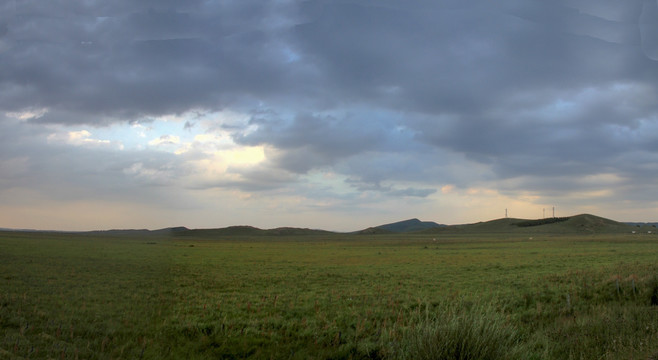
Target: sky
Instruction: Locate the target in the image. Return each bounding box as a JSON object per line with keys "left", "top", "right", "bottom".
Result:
{"left": 2, "top": 0, "right": 658, "bottom": 231}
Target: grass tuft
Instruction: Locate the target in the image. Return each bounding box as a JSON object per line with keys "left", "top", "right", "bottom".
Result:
{"left": 389, "top": 301, "right": 524, "bottom": 360}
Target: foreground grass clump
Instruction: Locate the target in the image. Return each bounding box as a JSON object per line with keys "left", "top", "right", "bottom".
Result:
{"left": 389, "top": 301, "right": 523, "bottom": 360}
{"left": 1, "top": 231, "right": 658, "bottom": 359}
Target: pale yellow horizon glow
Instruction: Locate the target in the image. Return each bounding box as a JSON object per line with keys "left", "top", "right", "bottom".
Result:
{"left": 1, "top": 192, "right": 657, "bottom": 232}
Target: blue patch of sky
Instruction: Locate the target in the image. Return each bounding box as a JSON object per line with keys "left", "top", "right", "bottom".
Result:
{"left": 85, "top": 115, "right": 204, "bottom": 151}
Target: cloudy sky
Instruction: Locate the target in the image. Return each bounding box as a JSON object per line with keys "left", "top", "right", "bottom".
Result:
{"left": 2, "top": 0, "right": 658, "bottom": 231}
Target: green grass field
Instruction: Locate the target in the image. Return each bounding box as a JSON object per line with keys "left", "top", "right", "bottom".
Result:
{"left": 1, "top": 231, "right": 657, "bottom": 359}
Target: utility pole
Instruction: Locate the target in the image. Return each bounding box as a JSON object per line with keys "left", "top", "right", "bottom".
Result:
{"left": 553, "top": 206, "right": 555, "bottom": 218}
{"left": 543, "top": 208, "right": 545, "bottom": 219}
{"left": 505, "top": 208, "right": 508, "bottom": 218}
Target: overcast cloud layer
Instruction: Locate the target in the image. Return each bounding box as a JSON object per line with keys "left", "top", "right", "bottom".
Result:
{"left": 2, "top": 0, "right": 658, "bottom": 231}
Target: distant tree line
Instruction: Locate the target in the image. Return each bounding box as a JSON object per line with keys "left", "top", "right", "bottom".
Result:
{"left": 514, "top": 217, "right": 571, "bottom": 227}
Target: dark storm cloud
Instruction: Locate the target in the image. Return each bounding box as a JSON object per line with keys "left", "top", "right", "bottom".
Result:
{"left": 3, "top": 0, "right": 658, "bottom": 201}
{"left": 0, "top": 0, "right": 301, "bottom": 121}
{"left": 268, "top": 0, "right": 658, "bottom": 195}
{"left": 4, "top": 0, "right": 656, "bottom": 118}
{"left": 287, "top": 0, "right": 658, "bottom": 190}
{"left": 415, "top": 81, "right": 658, "bottom": 181}
{"left": 292, "top": 0, "right": 657, "bottom": 114}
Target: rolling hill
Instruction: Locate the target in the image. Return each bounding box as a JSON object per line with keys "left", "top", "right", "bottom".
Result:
{"left": 3, "top": 214, "right": 648, "bottom": 237}
{"left": 173, "top": 226, "right": 333, "bottom": 237}
{"left": 84, "top": 226, "right": 189, "bottom": 236}
{"left": 354, "top": 227, "right": 395, "bottom": 235}
{"left": 361, "top": 218, "right": 445, "bottom": 234}
{"left": 422, "top": 214, "right": 638, "bottom": 235}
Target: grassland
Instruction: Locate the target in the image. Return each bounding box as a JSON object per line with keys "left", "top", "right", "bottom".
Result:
{"left": 1, "top": 230, "right": 657, "bottom": 359}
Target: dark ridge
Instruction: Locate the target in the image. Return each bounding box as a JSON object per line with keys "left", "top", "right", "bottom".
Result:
{"left": 82, "top": 226, "right": 189, "bottom": 236}
{"left": 265, "top": 227, "right": 334, "bottom": 236}
{"left": 372, "top": 218, "right": 445, "bottom": 233}
{"left": 420, "top": 214, "right": 636, "bottom": 235}
{"left": 625, "top": 222, "right": 658, "bottom": 227}
{"left": 85, "top": 229, "right": 152, "bottom": 235}
{"left": 514, "top": 217, "right": 570, "bottom": 227}
{"left": 176, "top": 226, "right": 266, "bottom": 237}
{"left": 175, "top": 226, "right": 333, "bottom": 237}
{"left": 2, "top": 213, "right": 643, "bottom": 237}
{"left": 151, "top": 226, "right": 189, "bottom": 234}
{"left": 355, "top": 227, "right": 395, "bottom": 235}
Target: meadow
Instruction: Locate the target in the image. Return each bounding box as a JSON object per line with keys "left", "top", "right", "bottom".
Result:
{"left": 1, "top": 230, "right": 657, "bottom": 359}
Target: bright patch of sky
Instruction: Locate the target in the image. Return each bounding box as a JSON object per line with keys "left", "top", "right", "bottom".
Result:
{"left": 44, "top": 109, "right": 258, "bottom": 154}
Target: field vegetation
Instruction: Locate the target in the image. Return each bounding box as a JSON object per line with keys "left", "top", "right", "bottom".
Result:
{"left": 1, "top": 227, "right": 657, "bottom": 359}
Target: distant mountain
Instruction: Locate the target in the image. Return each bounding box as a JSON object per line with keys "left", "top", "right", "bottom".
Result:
{"left": 421, "top": 214, "right": 635, "bottom": 235}
{"left": 625, "top": 222, "right": 658, "bottom": 228}
{"left": 354, "top": 227, "right": 395, "bottom": 235}
{"left": 84, "top": 229, "right": 152, "bottom": 235}
{"left": 265, "top": 227, "right": 334, "bottom": 236}
{"left": 78, "top": 225, "right": 331, "bottom": 237}
{"left": 84, "top": 226, "right": 189, "bottom": 236}
{"left": 174, "top": 226, "right": 333, "bottom": 237}
{"left": 363, "top": 218, "right": 445, "bottom": 234}
{"left": 174, "top": 225, "right": 265, "bottom": 237}
{"left": 152, "top": 226, "right": 190, "bottom": 234}
{"left": 3, "top": 214, "right": 647, "bottom": 237}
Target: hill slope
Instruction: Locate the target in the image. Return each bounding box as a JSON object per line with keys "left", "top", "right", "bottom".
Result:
{"left": 423, "top": 214, "right": 635, "bottom": 235}
{"left": 366, "top": 218, "right": 445, "bottom": 233}
{"left": 175, "top": 226, "right": 333, "bottom": 237}
{"left": 84, "top": 227, "right": 189, "bottom": 236}
{"left": 19, "top": 214, "right": 640, "bottom": 237}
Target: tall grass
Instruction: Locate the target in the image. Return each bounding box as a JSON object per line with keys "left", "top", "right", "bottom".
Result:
{"left": 387, "top": 300, "right": 524, "bottom": 360}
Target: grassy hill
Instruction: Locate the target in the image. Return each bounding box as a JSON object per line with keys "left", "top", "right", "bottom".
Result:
{"left": 174, "top": 226, "right": 333, "bottom": 238}
{"left": 361, "top": 218, "right": 445, "bottom": 234}
{"left": 423, "top": 214, "right": 636, "bottom": 235}
{"left": 354, "top": 227, "right": 395, "bottom": 235}
{"left": 55, "top": 214, "right": 646, "bottom": 238}
{"left": 83, "top": 227, "right": 189, "bottom": 236}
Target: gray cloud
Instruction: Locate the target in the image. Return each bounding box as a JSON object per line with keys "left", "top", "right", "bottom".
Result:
{"left": 2, "top": 0, "right": 658, "bottom": 227}
{"left": 1, "top": 1, "right": 302, "bottom": 121}
{"left": 0, "top": 116, "right": 182, "bottom": 207}
{"left": 236, "top": 112, "right": 403, "bottom": 172}
{"left": 292, "top": 1, "right": 657, "bottom": 114}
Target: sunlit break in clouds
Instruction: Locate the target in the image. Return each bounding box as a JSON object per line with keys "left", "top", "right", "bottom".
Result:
{"left": 2, "top": 0, "right": 658, "bottom": 231}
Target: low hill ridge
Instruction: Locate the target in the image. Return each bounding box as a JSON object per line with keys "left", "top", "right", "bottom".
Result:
{"left": 175, "top": 225, "right": 332, "bottom": 237}
{"left": 421, "top": 214, "right": 635, "bottom": 235}
{"left": 368, "top": 218, "right": 445, "bottom": 233}
{"left": 355, "top": 227, "right": 395, "bottom": 235}
{"left": 6, "top": 213, "right": 645, "bottom": 237}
